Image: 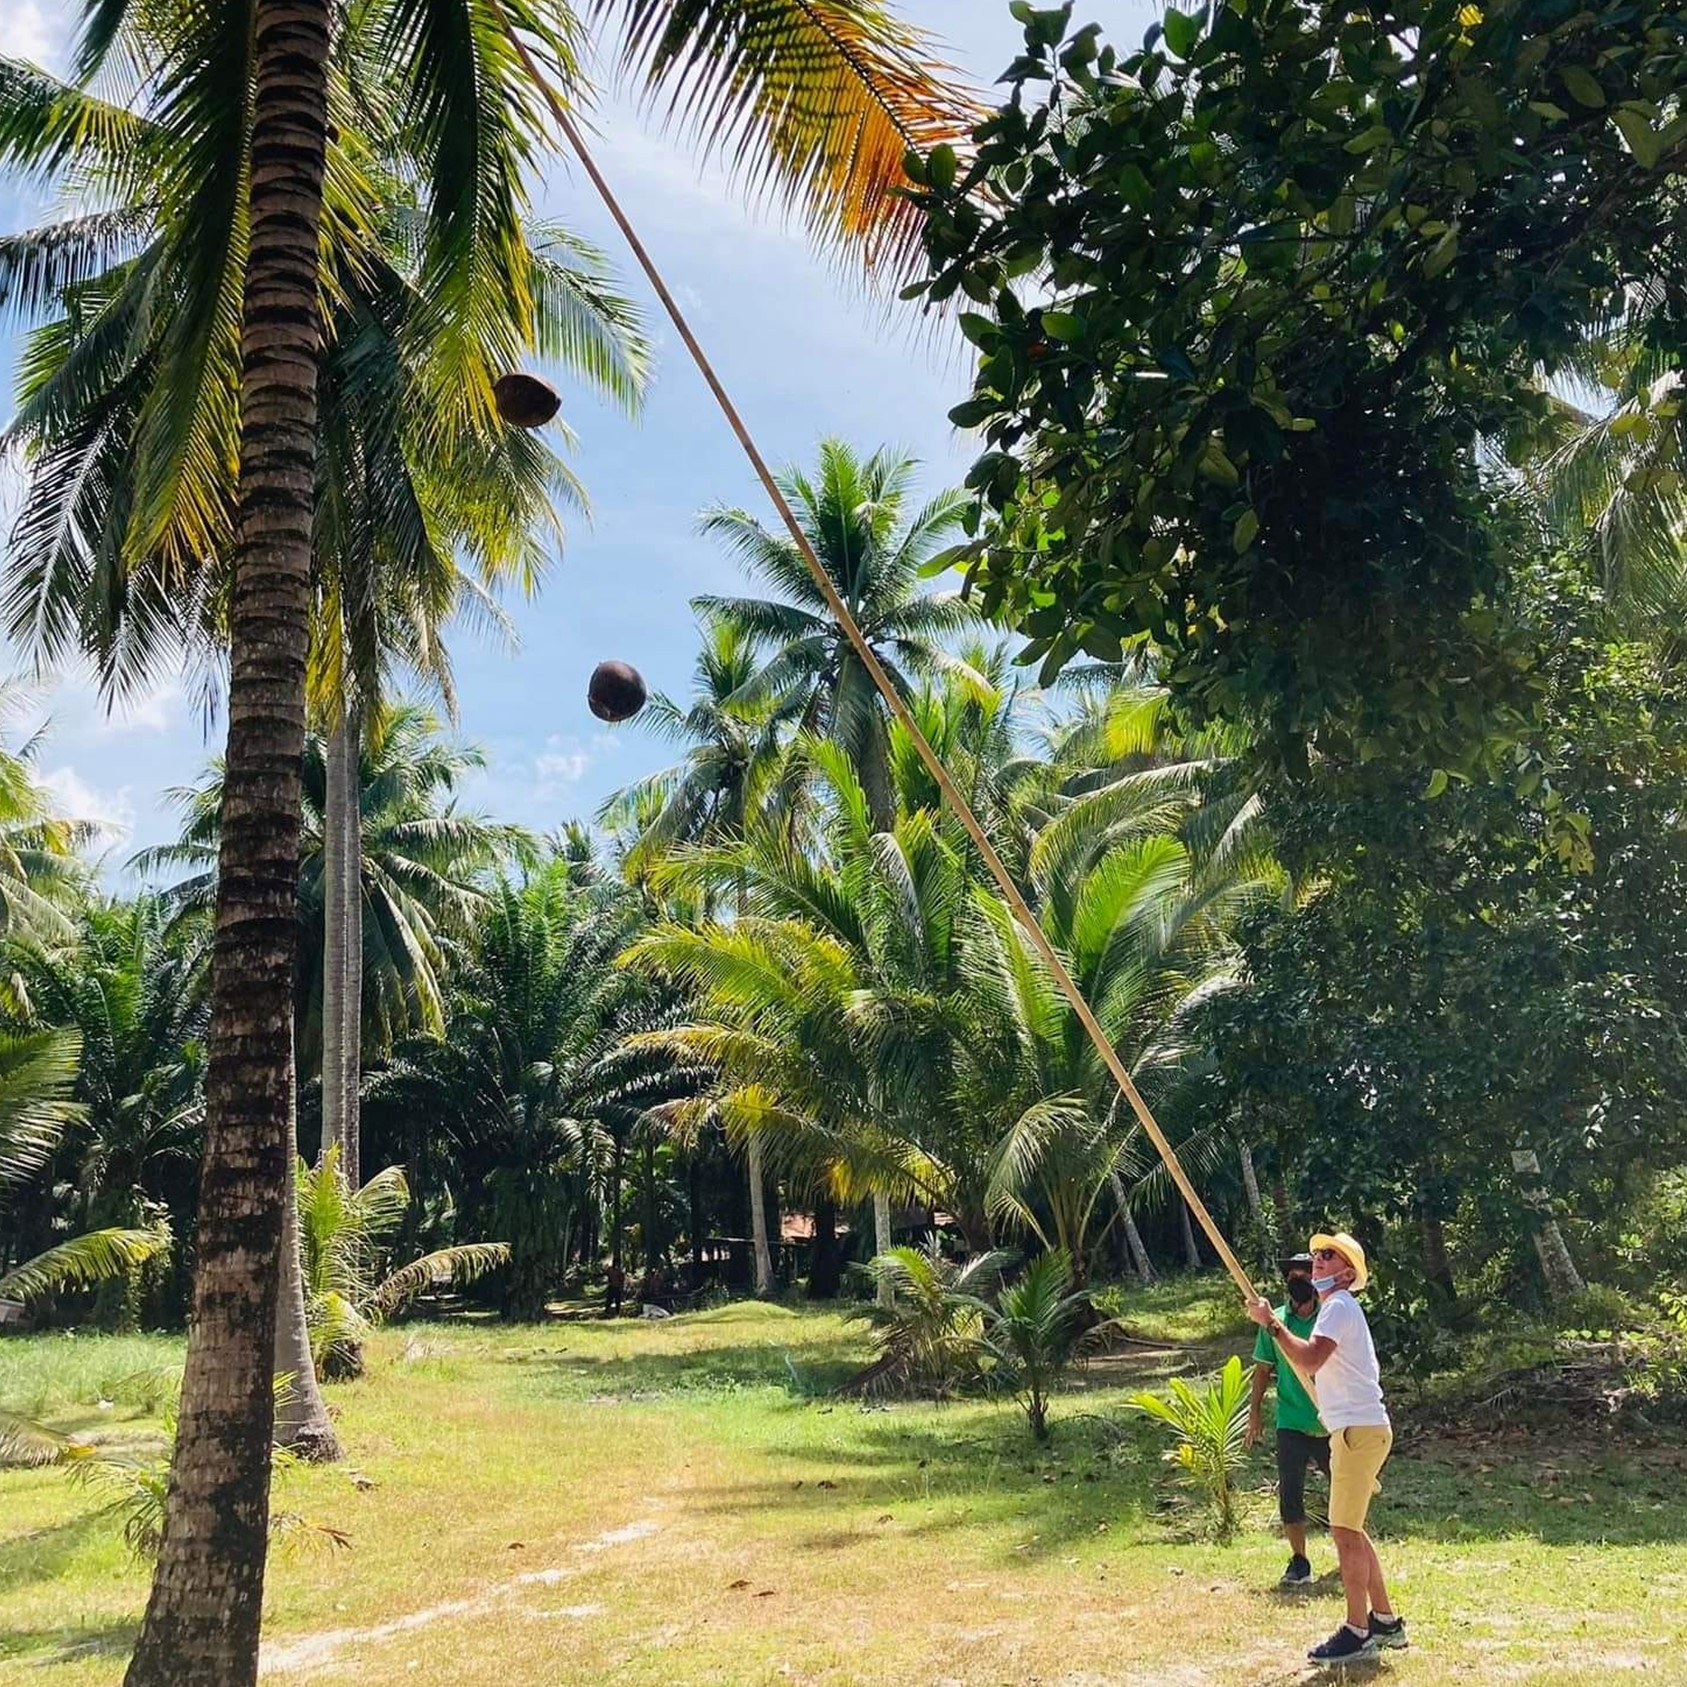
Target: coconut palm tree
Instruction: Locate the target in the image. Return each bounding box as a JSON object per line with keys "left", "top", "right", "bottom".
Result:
{"left": 134, "top": 700, "right": 530, "bottom": 1137}
{"left": 5, "top": 4, "right": 977, "bottom": 1672}
{"left": 3, "top": 898, "right": 208, "bottom": 1322}
{"left": 602, "top": 615, "right": 800, "bottom": 1293}
{"left": 1522, "top": 289, "right": 1687, "bottom": 648}
{"left": 294, "top": 1145, "right": 507, "bottom": 1376}
{"left": 626, "top": 739, "right": 978, "bottom": 1283}
{"left": 696, "top": 440, "right": 979, "bottom": 832}
{"left": 369, "top": 859, "right": 704, "bottom": 1316}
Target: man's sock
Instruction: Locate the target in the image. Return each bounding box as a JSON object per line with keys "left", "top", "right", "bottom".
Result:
{"left": 1371, "top": 1613, "right": 1401, "bottom": 1628}
{"left": 1344, "top": 1623, "right": 1369, "bottom": 1638}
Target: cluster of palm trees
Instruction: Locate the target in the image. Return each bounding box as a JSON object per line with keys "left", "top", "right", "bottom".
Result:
{"left": 2, "top": 0, "right": 983, "bottom": 1672}
{"left": 609, "top": 445, "right": 1275, "bottom": 1304}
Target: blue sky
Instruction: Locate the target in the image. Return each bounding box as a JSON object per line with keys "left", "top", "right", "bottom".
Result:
{"left": 0, "top": 0, "right": 1152, "bottom": 876}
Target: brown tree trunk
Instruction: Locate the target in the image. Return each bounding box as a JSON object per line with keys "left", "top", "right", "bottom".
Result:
{"left": 123, "top": 2, "right": 329, "bottom": 1679}
{"left": 339, "top": 702, "right": 363, "bottom": 1187}
{"left": 320, "top": 709, "right": 347, "bottom": 1164}
{"left": 1420, "top": 1206, "right": 1456, "bottom": 1303}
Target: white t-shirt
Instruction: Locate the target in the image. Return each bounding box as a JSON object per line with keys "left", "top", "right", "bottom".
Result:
{"left": 1311, "top": 1290, "right": 1389, "bottom": 1430}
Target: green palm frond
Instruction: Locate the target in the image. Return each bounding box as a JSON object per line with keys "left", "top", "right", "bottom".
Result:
{"left": 370, "top": 1241, "right": 511, "bottom": 1316}
{"left": 0, "top": 1225, "right": 170, "bottom": 1303}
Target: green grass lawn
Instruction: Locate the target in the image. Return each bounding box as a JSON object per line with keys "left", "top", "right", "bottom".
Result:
{"left": 1, "top": 1282, "right": 1679, "bottom": 1686}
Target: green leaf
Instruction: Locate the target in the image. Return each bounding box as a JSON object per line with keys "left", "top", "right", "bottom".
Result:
{"left": 1612, "top": 110, "right": 1663, "bottom": 170}
{"left": 1039, "top": 311, "right": 1082, "bottom": 341}
{"left": 1560, "top": 66, "right": 1605, "bottom": 109}
{"left": 1198, "top": 444, "right": 1240, "bottom": 488}
{"left": 957, "top": 312, "right": 997, "bottom": 347}
{"left": 1232, "top": 509, "right": 1259, "bottom": 553}
{"left": 949, "top": 397, "right": 1000, "bottom": 430}
{"left": 1163, "top": 8, "right": 1200, "bottom": 59}
{"left": 1424, "top": 768, "right": 1449, "bottom": 799}
{"left": 1422, "top": 227, "right": 1460, "bottom": 279}
{"left": 1344, "top": 125, "right": 1393, "bottom": 155}
{"left": 1527, "top": 101, "right": 1570, "bottom": 122}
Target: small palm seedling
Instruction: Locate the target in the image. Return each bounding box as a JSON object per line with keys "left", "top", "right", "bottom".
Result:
{"left": 68, "top": 1379, "right": 349, "bottom": 1559}
{"left": 849, "top": 1239, "right": 1014, "bottom": 1397}
{"left": 1126, "top": 1354, "right": 1253, "bottom": 1541}
{"left": 299, "top": 1146, "right": 509, "bottom": 1378}
{"left": 984, "top": 1249, "right": 1106, "bottom": 1441}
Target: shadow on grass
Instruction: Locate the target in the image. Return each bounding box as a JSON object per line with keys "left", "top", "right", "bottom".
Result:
{"left": 504, "top": 1337, "right": 867, "bottom": 1402}
{"left": 0, "top": 1616, "right": 137, "bottom": 1667}
{"left": 0, "top": 1512, "right": 114, "bottom": 1602}
{"left": 487, "top": 1305, "right": 1687, "bottom": 1552}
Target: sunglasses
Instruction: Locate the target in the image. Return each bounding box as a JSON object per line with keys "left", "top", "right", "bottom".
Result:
{"left": 1311, "top": 1248, "right": 1345, "bottom": 1262}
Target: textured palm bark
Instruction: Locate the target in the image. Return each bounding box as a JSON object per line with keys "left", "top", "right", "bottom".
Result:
{"left": 122, "top": 0, "right": 330, "bottom": 1680}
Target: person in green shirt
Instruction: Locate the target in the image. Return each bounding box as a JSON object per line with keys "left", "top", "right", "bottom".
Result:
{"left": 1246, "top": 1252, "right": 1329, "bottom": 1587}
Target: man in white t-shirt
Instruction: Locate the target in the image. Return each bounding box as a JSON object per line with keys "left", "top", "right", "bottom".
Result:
{"left": 1247, "top": 1231, "right": 1407, "bottom": 1663}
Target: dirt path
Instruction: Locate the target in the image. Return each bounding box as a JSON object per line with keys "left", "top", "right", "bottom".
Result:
{"left": 258, "top": 1517, "right": 662, "bottom": 1677}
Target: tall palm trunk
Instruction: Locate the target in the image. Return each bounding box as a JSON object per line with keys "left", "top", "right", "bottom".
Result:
{"left": 122, "top": 5, "right": 330, "bottom": 1682}
{"left": 748, "top": 1135, "right": 774, "bottom": 1296}
{"left": 1178, "top": 1201, "right": 1202, "bottom": 1271}
{"left": 274, "top": 1043, "right": 340, "bottom": 1460}
{"left": 338, "top": 703, "right": 363, "bottom": 1186}
{"left": 735, "top": 879, "right": 774, "bottom": 1298}
{"left": 1238, "top": 1144, "right": 1269, "bottom": 1258}
{"left": 873, "top": 1189, "right": 893, "bottom": 1307}
{"left": 1110, "top": 1170, "right": 1156, "bottom": 1285}
{"left": 320, "top": 709, "right": 348, "bottom": 1162}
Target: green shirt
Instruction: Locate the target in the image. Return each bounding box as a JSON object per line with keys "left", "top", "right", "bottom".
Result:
{"left": 1252, "top": 1302, "right": 1325, "bottom": 1436}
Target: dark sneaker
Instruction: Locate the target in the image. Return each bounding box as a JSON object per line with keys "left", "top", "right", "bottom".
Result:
{"left": 1308, "top": 1625, "right": 1378, "bottom": 1663}
{"left": 1280, "top": 1554, "right": 1314, "bottom": 1588}
{"left": 1368, "top": 1613, "right": 1408, "bottom": 1651}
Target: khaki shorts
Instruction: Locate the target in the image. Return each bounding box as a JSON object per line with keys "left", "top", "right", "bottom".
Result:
{"left": 1328, "top": 1424, "right": 1392, "bottom": 1531}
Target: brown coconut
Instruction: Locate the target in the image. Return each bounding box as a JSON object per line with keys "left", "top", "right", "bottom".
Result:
{"left": 493, "top": 372, "right": 561, "bottom": 429}
{"left": 588, "top": 661, "right": 648, "bottom": 723}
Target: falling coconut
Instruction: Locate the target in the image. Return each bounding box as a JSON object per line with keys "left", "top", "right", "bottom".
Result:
{"left": 493, "top": 371, "right": 561, "bottom": 429}
{"left": 588, "top": 660, "right": 648, "bottom": 723}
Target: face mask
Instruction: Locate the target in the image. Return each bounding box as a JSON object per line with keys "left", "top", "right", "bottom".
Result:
{"left": 1287, "top": 1277, "right": 1318, "bottom": 1308}
{"left": 1311, "top": 1273, "right": 1339, "bottom": 1293}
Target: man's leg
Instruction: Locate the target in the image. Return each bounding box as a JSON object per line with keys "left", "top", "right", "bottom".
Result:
{"left": 1328, "top": 1427, "right": 1395, "bottom": 1632}
{"left": 1363, "top": 1532, "right": 1395, "bottom": 1618}
{"left": 1277, "top": 1432, "right": 1312, "bottom": 1562}
{"left": 1330, "top": 1526, "right": 1371, "bottom": 1630}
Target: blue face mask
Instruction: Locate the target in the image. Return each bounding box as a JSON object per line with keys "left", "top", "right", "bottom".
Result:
{"left": 1311, "top": 1273, "right": 1339, "bottom": 1293}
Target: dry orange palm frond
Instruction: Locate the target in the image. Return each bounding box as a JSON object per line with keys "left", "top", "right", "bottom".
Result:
{"left": 601, "top": 0, "right": 983, "bottom": 277}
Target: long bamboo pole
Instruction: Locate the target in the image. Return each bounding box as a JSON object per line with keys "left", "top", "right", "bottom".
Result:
{"left": 496, "top": 14, "right": 1306, "bottom": 1379}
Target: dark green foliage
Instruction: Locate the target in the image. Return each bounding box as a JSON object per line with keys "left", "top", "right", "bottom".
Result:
{"left": 910, "top": 0, "right": 1687, "bottom": 774}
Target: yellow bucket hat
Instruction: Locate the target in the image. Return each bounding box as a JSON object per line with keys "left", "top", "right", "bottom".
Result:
{"left": 1309, "top": 1231, "right": 1369, "bottom": 1294}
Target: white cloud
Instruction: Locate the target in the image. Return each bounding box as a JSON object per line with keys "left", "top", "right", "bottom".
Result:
{"left": 37, "top": 763, "right": 135, "bottom": 849}
{"left": 533, "top": 731, "right": 618, "bottom": 797}
{"left": 12, "top": 0, "right": 71, "bottom": 70}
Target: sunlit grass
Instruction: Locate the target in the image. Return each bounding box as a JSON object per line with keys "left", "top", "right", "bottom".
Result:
{"left": 1, "top": 1286, "right": 1681, "bottom": 1686}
